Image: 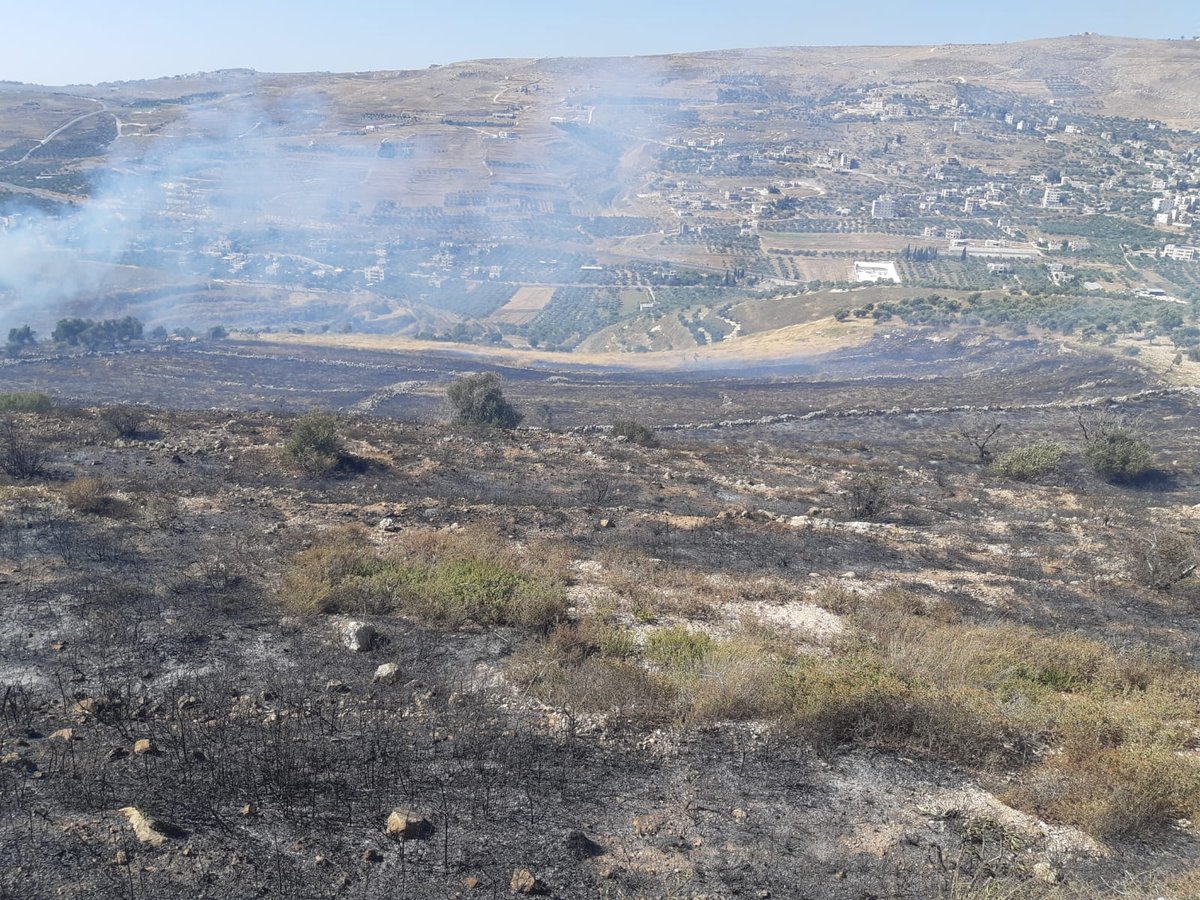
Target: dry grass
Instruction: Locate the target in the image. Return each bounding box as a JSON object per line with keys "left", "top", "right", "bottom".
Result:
{"left": 278, "top": 526, "right": 569, "bottom": 629}
{"left": 61, "top": 477, "right": 110, "bottom": 515}
{"left": 521, "top": 577, "right": 1200, "bottom": 839}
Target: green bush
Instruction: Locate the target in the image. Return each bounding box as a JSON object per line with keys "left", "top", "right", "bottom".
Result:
{"left": 645, "top": 626, "right": 714, "bottom": 670}
{"left": 279, "top": 528, "right": 566, "bottom": 629}
{"left": 0, "top": 392, "right": 53, "bottom": 413}
{"left": 447, "top": 373, "right": 522, "bottom": 428}
{"left": 283, "top": 411, "right": 345, "bottom": 476}
{"left": 1084, "top": 428, "right": 1152, "bottom": 483}
{"left": 989, "top": 442, "right": 1066, "bottom": 480}
{"left": 611, "top": 419, "right": 659, "bottom": 447}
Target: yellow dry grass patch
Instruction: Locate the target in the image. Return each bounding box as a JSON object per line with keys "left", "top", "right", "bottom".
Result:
{"left": 488, "top": 286, "right": 557, "bottom": 325}
{"left": 246, "top": 314, "right": 874, "bottom": 369}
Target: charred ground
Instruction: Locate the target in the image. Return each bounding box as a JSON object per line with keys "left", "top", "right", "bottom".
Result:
{"left": 2, "top": 338, "right": 1200, "bottom": 898}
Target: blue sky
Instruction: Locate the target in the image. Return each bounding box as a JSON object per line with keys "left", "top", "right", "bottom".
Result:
{"left": 4, "top": 0, "right": 1197, "bottom": 85}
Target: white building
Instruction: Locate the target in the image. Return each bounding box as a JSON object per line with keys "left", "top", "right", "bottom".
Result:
{"left": 1163, "top": 244, "right": 1198, "bottom": 261}
{"left": 871, "top": 196, "right": 897, "bottom": 219}
{"left": 1042, "top": 187, "right": 1064, "bottom": 208}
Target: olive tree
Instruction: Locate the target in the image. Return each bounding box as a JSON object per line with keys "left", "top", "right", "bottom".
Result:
{"left": 447, "top": 373, "right": 522, "bottom": 428}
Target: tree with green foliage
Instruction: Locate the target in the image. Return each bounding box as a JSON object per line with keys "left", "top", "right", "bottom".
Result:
{"left": 447, "top": 373, "right": 522, "bottom": 428}
{"left": 52, "top": 316, "right": 143, "bottom": 349}
{"left": 611, "top": 419, "right": 659, "bottom": 447}
{"left": 7, "top": 325, "right": 35, "bottom": 347}
{"left": 52, "top": 318, "right": 91, "bottom": 346}
{"left": 1078, "top": 413, "right": 1152, "bottom": 483}
{"left": 284, "top": 411, "right": 346, "bottom": 476}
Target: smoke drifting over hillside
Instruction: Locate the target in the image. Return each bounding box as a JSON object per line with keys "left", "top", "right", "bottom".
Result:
{"left": 0, "top": 55, "right": 690, "bottom": 338}
{"left": 0, "top": 94, "right": 361, "bottom": 331}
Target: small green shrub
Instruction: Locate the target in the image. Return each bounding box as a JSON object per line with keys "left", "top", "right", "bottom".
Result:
{"left": 989, "top": 442, "right": 1065, "bottom": 480}
{"left": 1084, "top": 429, "right": 1152, "bottom": 483}
{"left": 611, "top": 419, "right": 659, "bottom": 447}
{"left": 283, "top": 411, "right": 345, "bottom": 476}
{"left": 0, "top": 392, "right": 53, "bottom": 413}
{"left": 447, "top": 373, "right": 522, "bottom": 428}
{"left": 644, "top": 626, "right": 714, "bottom": 670}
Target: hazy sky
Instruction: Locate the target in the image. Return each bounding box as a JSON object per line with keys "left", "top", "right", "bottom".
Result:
{"left": 4, "top": 0, "right": 1198, "bottom": 85}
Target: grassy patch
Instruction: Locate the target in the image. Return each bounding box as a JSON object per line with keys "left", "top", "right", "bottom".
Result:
{"left": 279, "top": 527, "right": 568, "bottom": 629}
{"left": 0, "top": 392, "right": 53, "bottom": 413}
{"left": 519, "top": 584, "right": 1200, "bottom": 839}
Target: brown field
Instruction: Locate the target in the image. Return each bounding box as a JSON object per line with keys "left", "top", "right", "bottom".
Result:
{"left": 762, "top": 233, "right": 943, "bottom": 253}
{"left": 488, "top": 285, "right": 557, "bottom": 324}
{"left": 767, "top": 255, "right": 855, "bottom": 281}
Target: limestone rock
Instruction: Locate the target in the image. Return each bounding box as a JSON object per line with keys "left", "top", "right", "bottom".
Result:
{"left": 341, "top": 621, "right": 376, "bottom": 652}
{"left": 372, "top": 663, "right": 401, "bottom": 685}
{"left": 119, "top": 807, "right": 183, "bottom": 846}
{"left": 510, "top": 869, "right": 544, "bottom": 894}
{"left": 1032, "top": 861, "right": 1059, "bottom": 884}
{"left": 385, "top": 808, "right": 431, "bottom": 840}
{"left": 1, "top": 752, "right": 35, "bottom": 772}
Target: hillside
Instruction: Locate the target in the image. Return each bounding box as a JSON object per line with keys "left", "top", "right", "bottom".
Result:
{"left": 2, "top": 35, "right": 1199, "bottom": 362}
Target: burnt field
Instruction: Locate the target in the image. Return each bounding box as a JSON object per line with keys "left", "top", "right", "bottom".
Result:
{"left": 3, "top": 334, "right": 1200, "bottom": 898}
{"left": 0, "top": 329, "right": 1161, "bottom": 427}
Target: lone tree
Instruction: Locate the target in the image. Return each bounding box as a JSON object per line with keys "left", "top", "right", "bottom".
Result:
{"left": 957, "top": 418, "right": 1003, "bottom": 463}
{"left": 447, "top": 373, "right": 522, "bottom": 428}
{"left": 6, "top": 325, "right": 36, "bottom": 356}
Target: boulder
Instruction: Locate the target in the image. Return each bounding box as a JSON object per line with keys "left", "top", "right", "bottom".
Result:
{"left": 372, "top": 663, "right": 401, "bottom": 685}
{"left": 385, "top": 808, "right": 431, "bottom": 840}
{"left": 341, "top": 621, "right": 376, "bottom": 652}
{"left": 510, "top": 869, "right": 544, "bottom": 894}
{"left": 119, "top": 807, "right": 184, "bottom": 847}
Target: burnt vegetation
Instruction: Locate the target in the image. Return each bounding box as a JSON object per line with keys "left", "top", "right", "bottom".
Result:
{"left": 3, "top": 346, "right": 1200, "bottom": 898}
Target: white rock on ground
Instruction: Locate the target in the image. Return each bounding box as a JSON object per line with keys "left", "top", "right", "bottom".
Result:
{"left": 340, "top": 620, "right": 376, "bottom": 652}
{"left": 373, "top": 663, "right": 401, "bottom": 685}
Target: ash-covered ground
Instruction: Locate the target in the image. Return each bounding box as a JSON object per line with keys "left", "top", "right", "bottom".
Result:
{"left": 3, "top": 336, "right": 1200, "bottom": 899}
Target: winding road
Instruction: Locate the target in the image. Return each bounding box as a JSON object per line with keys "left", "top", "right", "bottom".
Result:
{"left": 0, "top": 96, "right": 119, "bottom": 172}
